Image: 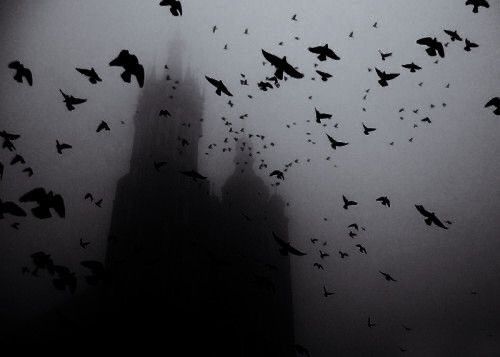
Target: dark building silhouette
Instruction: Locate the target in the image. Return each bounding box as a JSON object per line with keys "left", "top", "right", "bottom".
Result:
{"left": 103, "top": 43, "right": 295, "bottom": 355}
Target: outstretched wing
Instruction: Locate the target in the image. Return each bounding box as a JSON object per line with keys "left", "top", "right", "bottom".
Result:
{"left": 282, "top": 62, "right": 304, "bottom": 79}
{"left": 135, "top": 64, "right": 145, "bottom": 88}
{"left": 416, "top": 37, "right": 434, "bottom": 46}
{"left": 385, "top": 72, "right": 400, "bottom": 81}
{"left": 308, "top": 46, "right": 323, "bottom": 54}
{"left": 76, "top": 68, "right": 92, "bottom": 77}
{"left": 51, "top": 194, "right": 65, "bottom": 218}
{"left": 19, "top": 187, "right": 46, "bottom": 203}
{"left": 415, "top": 204, "right": 431, "bottom": 218}
{"left": 205, "top": 75, "right": 220, "bottom": 88}
{"left": 220, "top": 83, "right": 233, "bottom": 96}
{"left": 485, "top": 97, "right": 499, "bottom": 108}
{"left": 2, "top": 201, "right": 27, "bottom": 217}
{"left": 24, "top": 69, "right": 33, "bottom": 86}
{"left": 71, "top": 96, "right": 87, "bottom": 105}
{"left": 261, "top": 50, "right": 281, "bottom": 67}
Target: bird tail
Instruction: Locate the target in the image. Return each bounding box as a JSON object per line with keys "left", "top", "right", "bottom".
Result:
{"left": 215, "top": 88, "right": 222, "bottom": 96}
{"left": 318, "top": 54, "right": 326, "bottom": 61}
{"left": 121, "top": 71, "right": 132, "bottom": 83}
{"left": 424, "top": 217, "right": 433, "bottom": 226}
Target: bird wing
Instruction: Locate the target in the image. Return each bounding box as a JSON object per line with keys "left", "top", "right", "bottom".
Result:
{"left": 51, "top": 194, "right": 65, "bottom": 218}
{"left": 415, "top": 205, "right": 431, "bottom": 218}
{"left": 385, "top": 72, "right": 400, "bottom": 80}
{"left": 220, "top": 83, "right": 233, "bottom": 96}
{"left": 19, "top": 187, "right": 46, "bottom": 203}
{"left": 134, "top": 64, "right": 145, "bottom": 87}
{"left": 70, "top": 96, "right": 87, "bottom": 105}
{"left": 431, "top": 216, "right": 448, "bottom": 229}
{"left": 262, "top": 50, "right": 281, "bottom": 67}
{"left": 416, "top": 37, "right": 434, "bottom": 46}
{"left": 3, "top": 201, "right": 27, "bottom": 217}
{"left": 24, "top": 69, "right": 33, "bottom": 86}
{"left": 205, "top": 75, "right": 220, "bottom": 88}
{"left": 308, "top": 46, "right": 323, "bottom": 54}
{"left": 76, "top": 68, "right": 92, "bottom": 77}
{"left": 485, "top": 97, "right": 499, "bottom": 107}
{"left": 272, "top": 231, "right": 287, "bottom": 248}
{"left": 282, "top": 61, "right": 304, "bottom": 79}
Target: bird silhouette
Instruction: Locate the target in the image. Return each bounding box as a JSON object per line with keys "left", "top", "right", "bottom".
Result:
{"left": 368, "top": 317, "right": 376, "bottom": 328}
{"left": 376, "top": 196, "right": 390, "bottom": 207}
{"left": 402, "top": 324, "right": 412, "bottom": 332}
{"left": 379, "top": 271, "right": 397, "bottom": 281}
{"left": 258, "top": 81, "right": 273, "bottom": 91}
{"left": 339, "top": 251, "right": 349, "bottom": 259}
{"left": 417, "top": 37, "right": 445, "bottom": 58}
{"left": 75, "top": 67, "right": 102, "bottom": 84}
{"left": 10, "top": 154, "right": 25, "bottom": 165}
{"left": 315, "top": 70, "right": 332, "bottom": 82}
{"left": 356, "top": 244, "right": 367, "bottom": 254}
{"left": 315, "top": 108, "right": 332, "bottom": 123}
{"left": 180, "top": 170, "right": 207, "bottom": 181}
{"left": 19, "top": 187, "right": 65, "bottom": 219}
{"left": 319, "top": 250, "right": 329, "bottom": 259}
{"left": 464, "top": 38, "right": 478, "bottom": 51}
{"left": 30, "top": 251, "right": 55, "bottom": 276}
{"left": 379, "top": 50, "right": 392, "bottom": 61}
{"left": 23, "top": 167, "right": 33, "bottom": 177}
{"left": 291, "top": 14, "right": 298, "bottom": 21}
{"left": 348, "top": 231, "right": 357, "bottom": 238}
{"left": 159, "top": 109, "right": 171, "bottom": 117}
{"left": 262, "top": 50, "right": 304, "bottom": 80}
{"left": 466, "top": 0, "right": 489, "bottom": 13}
{"left": 205, "top": 76, "right": 233, "bottom": 96}
{"left": 421, "top": 117, "right": 432, "bottom": 124}
{"left": 94, "top": 198, "right": 103, "bottom": 208}
{"left": 348, "top": 223, "right": 359, "bottom": 231}
{"left": 79, "top": 238, "right": 90, "bottom": 249}
{"left": 375, "top": 68, "right": 400, "bottom": 87}
{"left": 313, "top": 263, "right": 324, "bottom": 270}
{"left": 311, "top": 238, "right": 319, "bottom": 244}
{"left": 415, "top": 205, "right": 448, "bottom": 229}
{"left": 362, "top": 123, "right": 376, "bottom": 135}
{"left": 84, "top": 193, "right": 93, "bottom": 202}
{"left": 159, "top": 0, "right": 182, "bottom": 16}
{"left": 8, "top": 61, "right": 33, "bottom": 86}
{"left": 323, "top": 285, "right": 335, "bottom": 297}
{"left": 56, "top": 140, "right": 72, "bottom": 154}
{"left": 269, "top": 170, "right": 285, "bottom": 180}
{"left": 402, "top": 63, "right": 422, "bottom": 72}
{"left": 109, "top": 50, "right": 144, "bottom": 87}
{"left": 326, "top": 134, "right": 348, "bottom": 150}
{"left": 308, "top": 44, "right": 340, "bottom": 61}
{"left": 272, "top": 231, "right": 306, "bottom": 256}
{"left": 59, "top": 90, "right": 87, "bottom": 111}
{"left": 444, "top": 30, "right": 462, "bottom": 42}
{"left": 96, "top": 121, "right": 110, "bottom": 132}
{"left": 0, "top": 198, "right": 27, "bottom": 219}
{"left": 485, "top": 97, "right": 499, "bottom": 115}
{"left": 342, "top": 195, "right": 357, "bottom": 210}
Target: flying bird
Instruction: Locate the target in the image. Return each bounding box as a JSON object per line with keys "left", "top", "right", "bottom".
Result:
{"left": 308, "top": 44, "right": 340, "bottom": 61}
{"left": 262, "top": 50, "right": 304, "bottom": 80}
{"left": 379, "top": 50, "right": 392, "bottom": 61}
{"left": 402, "top": 63, "right": 422, "bottom": 72}
{"left": 313, "top": 263, "right": 324, "bottom": 270}
{"left": 10, "top": 154, "right": 25, "bottom": 165}
{"left": 159, "top": 0, "right": 182, "bottom": 16}
{"left": 56, "top": 140, "right": 72, "bottom": 154}
{"left": 376, "top": 196, "right": 390, "bottom": 207}
{"left": 465, "top": 0, "right": 489, "bottom": 13}
{"left": 362, "top": 123, "right": 376, "bottom": 135}
{"left": 323, "top": 285, "right": 335, "bottom": 297}
{"left": 415, "top": 205, "right": 448, "bottom": 229}
{"left": 272, "top": 231, "right": 306, "bottom": 256}
{"left": 379, "top": 271, "right": 397, "bottom": 281}
{"left": 269, "top": 170, "right": 284, "bottom": 180}
{"left": 109, "top": 50, "right": 144, "bottom": 87}
{"left": 315, "top": 70, "right": 332, "bottom": 82}
{"left": 484, "top": 97, "right": 499, "bottom": 115}
{"left": 79, "top": 238, "right": 90, "bottom": 249}
{"left": 417, "top": 37, "right": 445, "bottom": 58}
{"left": 0, "top": 198, "right": 27, "bottom": 219}
{"left": 319, "top": 250, "right": 329, "bottom": 259}
{"left": 339, "top": 251, "right": 349, "bottom": 259}
{"left": 180, "top": 170, "right": 207, "bottom": 181}
{"left": 159, "top": 109, "right": 171, "bottom": 117}
{"left": 375, "top": 68, "right": 400, "bottom": 87}
{"left": 8, "top": 61, "right": 33, "bottom": 86}
{"left": 342, "top": 195, "right": 357, "bottom": 210}
{"left": 348, "top": 223, "right": 359, "bottom": 231}
{"left": 326, "top": 134, "right": 348, "bottom": 149}
{"left": 23, "top": 167, "right": 33, "bottom": 177}
{"left": 96, "top": 121, "right": 110, "bottom": 132}
{"left": 368, "top": 317, "right": 376, "bottom": 328}
{"left": 75, "top": 67, "right": 102, "bottom": 84}
{"left": 315, "top": 108, "right": 332, "bottom": 123}
{"left": 59, "top": 90, "right": 87, "bottom": 111}
{"left": 19, "top": 187, "right": 65, "bottom": 219}
{"left": 444, "top": 30, "right": 462, "bottom": 42}
{"left": 356, "top": 244, "right": 367, "bottom": 254}
{"left": 421, "top": 117, "right": 432, "bottom": 124}
{"left": 205, "top": 76, "right": 233, "bottom": 96}
{"left": 464, "top": 38, "right": 478, "bottom": 51}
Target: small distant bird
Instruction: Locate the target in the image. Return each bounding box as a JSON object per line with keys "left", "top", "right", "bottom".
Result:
{"left": 258, "top": 81, "right": 273, "bottom": 91}
{"left": 180, "top": 170, "right": 207, "bottom": 181}
{"left": 96, "top": 121, "right": 110, "bottom": 132}
{"left": 402, "top": 325, "right": 412, "bottom": 332}
{"left": 59, "top": 90, "right": 87, "bottom": 111}
{"left": 291, "top": 14, "right": 297, "bottom": 21}
{"left": 444, "top": 29, "right": 462, "bottom": 42}
{"left": 19, "top": 187, "right": 65, "bottom": 219}
{"left": 319, "top": 250, "right": 329, "bottom": 259}
{"left": 308, "top": 44, "right": 340, "bottom": 61}
{"left": 159, "top": 0, "right": 182, "bottom": 16}
{"left": 417, "top": 37, "right": 445, "bottom": 58}
{"left": 368, "top": 317, "right": 376, "bottom": 328}
{"left": 272, "top": 231, "right": 306, "bottom": 256}
{"left": 154, "top": 161, "right": 168, "bottom": 172}
{"left": 402, "top": 62, "right": 422, "bottom": 72}
{"left": 56, "top": 140, "right": 72, "bottom": 154}
{"left": 326, "top": 134, "right": 348, "bottom": 149}
{"left": 311, "top": 238, "right": 319, "bottom": 244}
{"left": 31, "top": 251, "right": 55, "bottom": 276}
{"left": 323, "top": 285, "right": 335, "bottom": 297}
{"left": 349, "top": 31, "right": 354, "bottom": 38}
{"left": 262, "top": 50, "right": 304, "bottom": 80}
{"left": 315, "top": 70, "right": 332, "bottom": 82}
{"left": 373, "top": 22, "right": 378, "bottom": 28}
{"left": 348, "top": 223, "right": 359, "bottom": 231}
{"left": 315, "top": 108, "right": 332, "bottom": 123}
{"left": 464, "top": 38, "right": 478, "bottom": 51}
{"left": 8, "top": 61, "right": 33, "bottom": 86}
{"left": 421, "top": 117, "right": 432, "bottom": 124}
{"left": 339, "top": 251, "right": 349, "bottom": 259}
{"left": 348, "top": 231, "right": 357, "bottom": 238}
{"left": 94, "top": 198, "right": 103, "bottom": 208}
{"left": 485, "top": 97, "right": 500, "bottom": 115}
{"left": 313, "top": 263, "right": 324, "bottom": 270}
{"left": 75, "top": 67, "right": 102, "bottom": 84}
{"left": 356, "top": 244, "right": 367, "bottom": 254}
{"left": 79, "top": 238, "right": 90, "bottom": 249}
{"left": 23, "top": 167, "right": 33, "bottom": 177}
{"left": 399, "top": 347, "right": 408, "bottom": 353}
{"left": 379, "top": 271, "right": 397, "bottom": 281}
{"left": 212, "top": 25, "right": 217, "bottom": 33}
{"left": 376, "top": 196, "right": 390, "bottom": 207}
{"left": 84, "top": 193, "right": 93, "bottom": 202}
{"left": 342, "top": 195, "right": 357, "bottom": 210}
{"left": 269, "top": 170, "right": 284, "bottom": 180}
{"left": 109, "top": 49, "right": 144, "bottom": 87}
{"left": 415, "top": 205, "right": 448, "bottom": 229}
{"left": 375, "top": 68, "right": 400, "bottom": 87}
{"left": 159, "top": 109, "right": 171, "bottom": 117}
{"left": 465, "top": 0, "right": 489, "bottom": 13}
{"left": 205, "top": 76, "right": 233, "bottom": 96}
{"left": 362, "top": 123, "right": 376, "bottom": 135}
{"left": 244, "top": 28, "right": 249, "bottom": 35}
{"left": 227, "top": 100, "right": 233, "bottom": 107}
{"left": 0, "top": 198, "right": 27, "bottom": 219}
{"left": 379, "top": 50, "right": 392, "bottom": 61}
{"left": 10, "top": 154, "right": 25, "bottom": 165}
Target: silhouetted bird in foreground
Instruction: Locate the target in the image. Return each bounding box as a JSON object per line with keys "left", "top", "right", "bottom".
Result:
{"left": 415, "top": 205, "right": 448, "bottom": 229}
{"left": 0, "top": 198, "right": 27, "bottom": 219}
{"left": 19, "top": 187, "right": 65, "bottom": 219}
{"left": 379, "top": 271, "right": 397, "bottom": 281}
{"left": 326, "top": 134, "right": 348, "bottom": 149}
{"left": 109, "top": 50, "right": 144, "bottom": 87}
{"left": 466, "top": 0, "right": 489, "bottom": 13}
{"left": 315, "top": 108, "right": 332, "bottom": 123}
{"left": 402, "top": 324, "right": 413, "bottom": 332}
{"left": 485, "top": 97, "right": 500, "bottom": 115}
{"left": 417, "top": 37, "right": 445, "bottom": 58}
{"left": 180, "top": 170, "right": 207, "bottom": 181}
{"left": 262, "top": 50, "right": 304, "bottom": 80}
{"left": 375, "top": 68, "right": 400, "bottom": 87}
{"left": 323, "top": 285, "right": 335, "bottom": 297}
{"left": 75, "top": 67, "right": 102, "bottom": 84}
{"left": 205, "top": 76, "right": 233, "bottom": 96}
{"left": 56, "top": 140, "right": 72, "bottom": 154}
{"left": 59, "top": 90, "right": 87, "bottom": 111}
{"left": 402, "top": 62, "right": 422, "bottom": 72}
{"left": 444, "top": 30, "right": 462, "bottom": 42}
{"left": 273, "top": 231, "right": 306, "bottom": 256}
{"left": 342, "top": 195, "right": 357, "bottom": 210}
{"left": 159, "top": 0, "right": 182, "bottom": 16}
{"left": 308, "top": 44, "right": 340, "bottom": 61}
{"left": 315, "top": 70, "right": 332, "bottom": 82}
{"left": 376, "top": 196, "right": 390, "bottom": 207}
{"left": 258, "top": 81, "right": 273, "bottom": 91}
{"left": 464, "top": 38, "right": 478, "bottom": 52}
{"left": 269, "top": 170, "right": 284, "bottom": 180}
{"left": 8, "top": 61, "right": 33, "bottom": 86}
{"left": 362, "top": 123, "right": 376, "bottom": 135}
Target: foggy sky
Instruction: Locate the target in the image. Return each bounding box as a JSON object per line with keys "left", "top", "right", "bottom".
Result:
{"left": 0, "top": 0, "right": 499, "bottom": 355}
